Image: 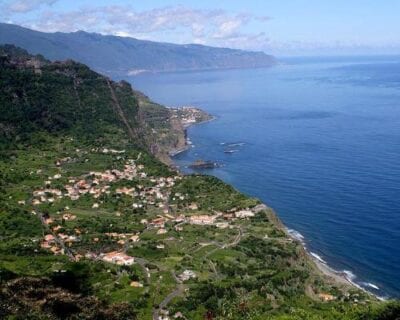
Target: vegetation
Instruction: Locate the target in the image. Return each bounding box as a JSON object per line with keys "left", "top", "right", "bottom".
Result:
{"left": 0, "top": 45, "right": 398, "bottom": 319}
{"left": 171, "top": 175, "right": 260, "bottom": 211}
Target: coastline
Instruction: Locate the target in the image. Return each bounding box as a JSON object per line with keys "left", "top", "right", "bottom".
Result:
{"left": 265, "top": 210, "right": 368, "bottom": 294}
{"left": 286, "top": 225, "right": 385, "bottom": 300}
{"left": 284, "top": 228, "right": 352, "bottom": 286}
{"left": 170, "top": 109, "right": 385, "bottom": 301}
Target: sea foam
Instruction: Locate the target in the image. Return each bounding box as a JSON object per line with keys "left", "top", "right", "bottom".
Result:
{"left": 285, "top": 228, "right": 385, "bottom": 298}
{"left": 362, "top": 282, "right": 380, "bottom": 290}
{"left": 286, "top": 228, "right": 305, "bottom": 243}
{"left": 310, "top": 252, "right": 327, "bottom": 264}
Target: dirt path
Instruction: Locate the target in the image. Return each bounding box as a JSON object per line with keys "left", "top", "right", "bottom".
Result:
{"left": 223, "top": 226, "right": 243, "bottom": 249}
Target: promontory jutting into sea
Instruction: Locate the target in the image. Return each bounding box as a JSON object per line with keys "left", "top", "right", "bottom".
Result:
{"left": 1, "top": 1, "right": 400, "bottom": 319}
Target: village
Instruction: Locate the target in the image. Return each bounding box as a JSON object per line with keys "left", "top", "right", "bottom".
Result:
{"left": 10, "top": 144, "right": 364, "bottom": 320}
{"left": 27, "top": 148, "right": 263, "bottom": 274}
{"left": 10, "top": 142, "right": 350, "bottom": 320}
{"left": 7, "top": 142, "right": 366, "bottom": 320}
{"left": 170, "top": 106, "right": 213, "bottom": 128}
{"left": 15, "top": 147, "right": 276, "bottom": 320}
{"left": 13, "top": 143, "right": 349, "bottom": 320}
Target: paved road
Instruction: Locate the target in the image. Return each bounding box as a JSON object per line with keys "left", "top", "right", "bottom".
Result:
{"left": 38, "top": 212, "right": 76, "bottom": 261}
{"left": 135, "top": 257, "right": 152, "bottom": 285}
{"left": 152, "top": 283, "right": 185, "bottom": 320}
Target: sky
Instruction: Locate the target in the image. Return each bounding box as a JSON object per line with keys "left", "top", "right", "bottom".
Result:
{"left": 1, "top": 0, "right": 400, "bottom": 56}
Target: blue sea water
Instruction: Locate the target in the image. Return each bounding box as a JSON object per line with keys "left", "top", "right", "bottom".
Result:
{"left": 129, "top": 56, "right": 400, "bottom": 298}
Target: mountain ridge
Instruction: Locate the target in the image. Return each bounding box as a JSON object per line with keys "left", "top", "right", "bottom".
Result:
{"left": 0, "top": 22, "right": 277, "bottom": 76}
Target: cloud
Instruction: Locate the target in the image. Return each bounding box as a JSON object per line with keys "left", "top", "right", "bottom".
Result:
{"left": 213, "top": 19, "right": 244, "bottom": 39}
{"left": 17, "top": 5, "right": 270, "bottom": 50}
{"left": 4, "top": 0, "right": 58, "bottom": 13}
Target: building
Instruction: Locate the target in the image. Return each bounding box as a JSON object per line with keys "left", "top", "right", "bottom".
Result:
{"left": 130, "top": 235, "right": 140, "bottom": 242}
{"left": 130, "top": 281, "right": 143, "bottom": 288}
{"left": 101, "top": 251, "right": 135, "bottom": 266}
{"left": 235, "top": 210, "right": 255, "bottom": 219}
{"left": 178, "top": 270, "right": 196, "bottom": 282}
{"left": 62, "top": 213, "right": 76, "bottom": 221}
{"left": 150, "top": 217, "right": 166, "bottom": 228}
{"left": 189, "top": 215, "right": 216, "bottom": 225}
{"left": 157, "top": 228, "right": 167, "bottom": 235}
{"left": 318, "top": 293, "right": 336, "bottom": 302}
{"left": 188, "top": 203, "right": 198, "bottom": 210}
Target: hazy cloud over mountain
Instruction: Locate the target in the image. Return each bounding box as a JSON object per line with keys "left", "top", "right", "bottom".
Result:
{"left": 2, "top": 3, "right": 271, "bottom": 51}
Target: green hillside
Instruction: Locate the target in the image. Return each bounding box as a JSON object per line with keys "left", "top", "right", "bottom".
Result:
{"left": 0, "top": 45, "right": 398, "bottom": 319}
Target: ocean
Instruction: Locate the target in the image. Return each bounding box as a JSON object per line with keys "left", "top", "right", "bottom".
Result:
{"left": 128, "top": 56, "right": 400, "bottom": 298}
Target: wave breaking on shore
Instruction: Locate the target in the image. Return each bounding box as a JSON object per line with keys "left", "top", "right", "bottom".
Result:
{"left": 286, "top": 227, "right": 388, "bottom": 300}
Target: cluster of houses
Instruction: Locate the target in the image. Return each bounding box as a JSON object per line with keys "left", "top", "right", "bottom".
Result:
{"left": 116, "top": 177, "right": 182, "bottom": 210}
{"left": 32, "top": 150, "right": 264, "bottom": 277}
{"left": 40, "top": 234, "right": 62, "bottom": 254}
{"left": 170, "top": 106, "right": 211, "bottom": 128}
{"left": 31, "top": 160, "right": 141, "bottom": 205}
{"left": 32, "top": 187, "right": 63, "bottom": 205}
{"left": 182, "top": 209, "right": 255, "bottom": 228}
{"left": 31, "top": 157, "right": 186, "bottom": 215}
{"left": 41, "top": 213, "right": 143, "bottom": 257}
{"left": 104, "top": 232, "right": 140, "bottom": 245}
{"left": 143, "top": 206, "right": 259, "bottom": 237}
{"left": 41, "top": 228, "right": 79, "bottom": 247}
{"left": 40, "top": 229, "right": 136, "bottom": 266}
{"left": 189, "top": 214, "right": 218, "bottom": 225}
{"left": 64, "top": 162, "right": 141, "bottom": 201}
{"left": 77, "top": 250, "right": 136, "bottom": 266}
